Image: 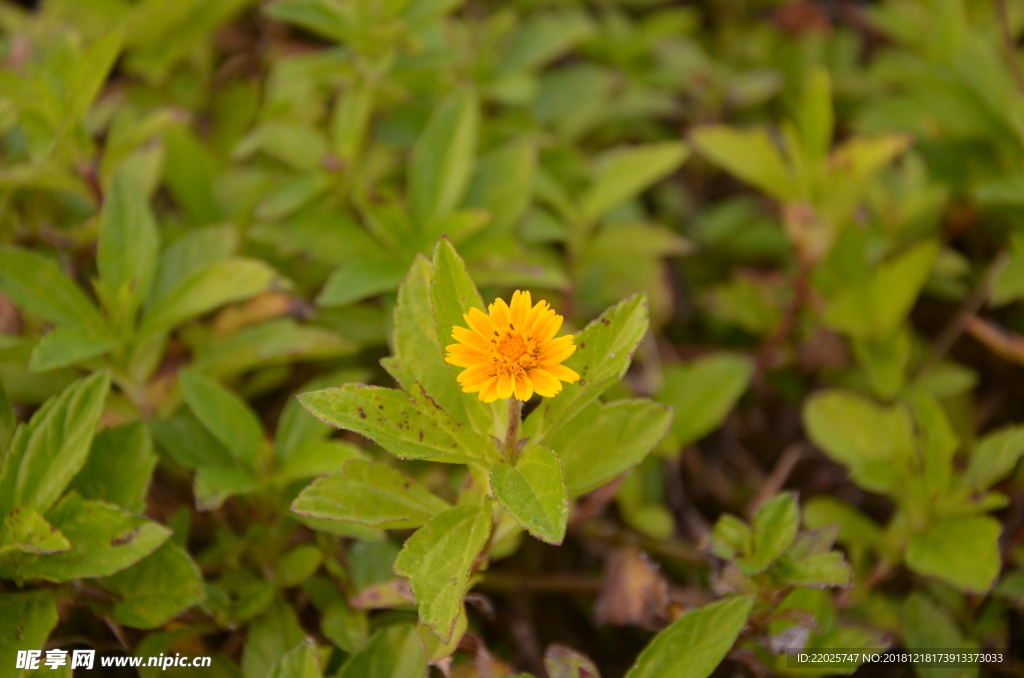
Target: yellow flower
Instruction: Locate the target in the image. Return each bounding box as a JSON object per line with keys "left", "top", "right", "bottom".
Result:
{"left": 445, "top": 290, "right": 580, "bottom": 403}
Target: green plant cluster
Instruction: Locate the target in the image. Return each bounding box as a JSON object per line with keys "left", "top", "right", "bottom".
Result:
{"left": 2, "top": 0, "right": 1024, "bottom": 677}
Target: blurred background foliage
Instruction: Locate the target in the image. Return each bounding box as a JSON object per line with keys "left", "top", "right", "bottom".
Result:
{"left": 3, "top": 0, "right": 1024, "bottom": 676}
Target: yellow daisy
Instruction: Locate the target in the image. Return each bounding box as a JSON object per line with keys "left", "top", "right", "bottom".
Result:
{"left": 445, "top": 290, "right": 580, "bottom": 403}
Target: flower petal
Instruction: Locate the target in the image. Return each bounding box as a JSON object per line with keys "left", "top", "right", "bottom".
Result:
{"left": 539, "top": 335, "right": 576, "bottom": 364}
{"left": 542, "top": 362, "right": 580, "bottom": 383}
{"left": 529, "top": 368, "right": 562, "bottom": 397}
{"left": 489, "top": 297, "right": 511, "bottom": 329}
{"left": 510, "top": 290, "right": 531, "bottom": 329}
{"left": 465, "top": 308, "right": 497, "bottom": 337}
{"left": 452, "top": 325, "right": 490, "bottom": 351}
{"left": 513, "top": 374, "right": 534, "bottom": 401}
{"left": 497, "top": 373, "right": 514, "bottom": 399}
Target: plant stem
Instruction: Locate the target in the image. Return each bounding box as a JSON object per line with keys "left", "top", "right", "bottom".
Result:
{"left": 503, "top": 397, "right": 522, "bottom": 464}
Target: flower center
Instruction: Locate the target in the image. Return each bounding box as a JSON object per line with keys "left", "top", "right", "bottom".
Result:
{"left": 488, "top": 326, "right": 539, "bottom": 377}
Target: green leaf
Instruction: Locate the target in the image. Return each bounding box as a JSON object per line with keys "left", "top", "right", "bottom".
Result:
{"left": 316, "top": 257, "right": 408, "bottom": 307}
{"left": 269, "top": 640, "right": 321, "bottom": 678}
{"left": 962, "top": 426, "right": 1024, "bottom": 491}
{"left": 624, "top": 596, "right": 754, "bottom": 678}
{"left": 194, "top": 318, "right": 354, "bottom": 378}
{"left": 409, "top": 89, "right": 479, "bottom": 227}
{"left": 152, "top": 224, "right": 237, "bottom": 301}
{"left": 464, "top": 139, "right": 537, "bottom": 233}
{"left": 331, "top": 79, "right": 375, "bottom": 164}
{"left": 546, "top": 399, "right": 672, "bottom": 498}
{"left": 497, "top": 10, "right": 595, "bottom": 73}
{"left": 69, "top": 27, "right": 124, "bottom": 121}
{"left": 103, "top": 540, "right": 206, "bottom": 629}
{"left": 141, "top": 258, "right": 283, "bottom": 337}
{"left": 580, "top": 142, "right": 689, "bottom": 223}
{"left": 901, "top": 593, "right": 977, "bottom": 678}
{"left": 298, "top": 384, "right": 493, "bottom": 465}
{"left": 242, "top": 601, "right": 308, "bottom": 678}
{"left": 823, "top": 241, "right": 939, "bottom": 339}
{"left": 803, "top": 390, "right": 915, "bottom": 494}
{"left": 28, "top": 326, "right": 117, "bottom": 373}
{"left": 276, "top": 369, "right": 366, "bottom": 457}
{"left": 0, "top": 507, "right": 70, "bottom": 557}
{"left": 796, "top": 65, "right": 833, "bottom": 159}
{"left": 69, "top": 422, "right": 157, "bottom": 514}
{"left": 711, "top": 514, "right": 751, "bottom": 561}
{"left": 0, "top": 246, "right": 107, "bottom": 336}
{"left": 321, "top": 597, "right": 369, "bottom": 653}
{"left": 905, "top": 515, "right": 1001, "bottom": 594}
{"left": 429, "top": 238, "right": 505, "bottom": 437}
{"left": 490, "top": 445, "right": 568, "bottom": 544}
{"left": 180, "top": 369, "right": 264, "bottom": 469}
{"left": 11, "top": 493, "right": 170, "bottom": 582}
{"left": 276, "top": 545, "right": 323, "bottom": 588}
{"left": 163, "top": 125, "right": 223, "bottom": 225}
{"left": 97, "top": 164, "right": 160, "bottom": 316}
{"left": 263, "top": 0, "right": 353, "bottom": 42}
{"left": 658, "top": 353, "right": 753, "bottom": 448}
{"left": 0, "top": 591, "right": 59, "bottom": 675}
{"left": 275, "top": 440, "right": 365, "bottom": 484}
{"left": 744, "top": 493, "right": 799, "bottom": 573}
{"left": 151, "top": 412, "right": 236, "bottom": 471}
{"left": 690, "top": 126, "right": 797, "bottom": 202}
{"left": 193, "top": 464, "right": 261, "bottom": 512}
{"left": 291, "top": 459, "right": 451, "bottom": 529}
{"left": 852, "top": 331, "right": 910, "bottom": 400}
{"left": 524, "top": 294, "right": 650, "bottom": 444}
{"left": 392, "top": 501, "right": 492, "bottom": 643}
{"left": 803, "top": 497, "right": 884, "bottom": 552}
{"left": 0, "top": 370, "right": 110, "bottom": 516}
{"left": 386, "top": 256, "right": 474, "bottom": 429}
{"left": 778, "top": 551, "right": 853, "bottom": 589}
{"left": 337, "top": 624, "right": 427, "bottom": 678}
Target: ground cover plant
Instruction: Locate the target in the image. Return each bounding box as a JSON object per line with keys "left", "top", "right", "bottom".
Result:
{"left": 2, "top": 0, "right": 1024, "bottom": 677}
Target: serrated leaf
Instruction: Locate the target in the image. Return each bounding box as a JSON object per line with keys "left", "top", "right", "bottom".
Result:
{"left": 409, "top": 88, "right": 479, "bottom": 227}
{"left": 180, "top": 369, "right": 263, "bottom": 469}
{"left": 524, "top": 294, "right": 649, "bottom": 444}
{"left": 69, "top": 422, "right": 157, "bottom": 514}
{"left": 625, "top": 596, "right": 753, "bottom": 678}
{"left": 338, "top": 624, "right": 427, "bottom": 678}
{"left": 491, "top": 445, "right": 567, "bottom": 544}
{"left": 103, "top": 540, "right": 206, "bottom": 629}
{"left": 0, "top": 370, "right": 110, "bottom": 516}
{"left": 0, "top": 246, "right": 107, "bottom": 337}
{"left": 292, "top": 459, "right": 450, "bottom": 529}
{"left": 580, "top": 142, "right": 689, "bottom": 223}
{"left": 141, "top": 258, "right": 283, "bottom": 337}
{"left": 658, "top": 353, "right": 753, "bottom": 448}
{"left": 8, "top": 493, "right": 170, "bottom": 582}
{"left": 546, "top": 399, "right": 671, "bottom": 498}
{"left": 778, "top": 551, "right": 853, "bottom": 589}
{"left": 429, "top": 238, "right": 506, "bottom": 437}
{"left": 387, "top": 256, "right": 474, "bottom": 428}
{"left": 298, "top": 383, "right": 493, "bottom": 465}
{"left": 803, "top": 390, "right": 915, "bottom": 495}
{"left": 0, "top": 506, "right": 70, "bottom": 557}
{"left": 28, "top": 326, "right": 117, "bottom": 373}
{"left": 393, "top": 502, "right": 492, "bottom": 643}
{"left": 906, "top": 515, "right": 1001, "bottom": 594}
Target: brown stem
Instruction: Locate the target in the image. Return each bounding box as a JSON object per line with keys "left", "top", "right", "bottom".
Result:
{"left": 503, "top": 398, "right": 522, "bottom": 464}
